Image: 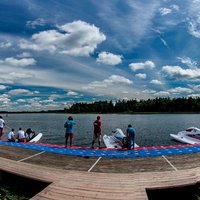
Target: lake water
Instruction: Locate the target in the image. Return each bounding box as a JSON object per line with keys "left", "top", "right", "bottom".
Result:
{"left": 2, "top": 113, "right": 200, "bottom": 147}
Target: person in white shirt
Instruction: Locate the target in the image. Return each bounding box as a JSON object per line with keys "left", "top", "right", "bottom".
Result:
{"left": 0, "top": 116, "right": 5, "bottom": 140}
{"left": 7, "top": 128, "right": 16, "bottom": 142}
{"left": 17, "top": 128, "right": 26, "bottom": 142}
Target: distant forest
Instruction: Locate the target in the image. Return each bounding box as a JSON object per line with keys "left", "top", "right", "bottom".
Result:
{"left": 63, "top": 97, "right": 200, "bottom": 113}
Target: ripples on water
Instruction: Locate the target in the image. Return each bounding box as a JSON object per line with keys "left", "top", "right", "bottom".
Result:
{"left": 3, "top": 113, "right": 200, "bottom": 147}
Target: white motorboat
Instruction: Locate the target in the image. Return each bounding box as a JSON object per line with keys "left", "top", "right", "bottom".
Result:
{"left": 170, "top": 127, "right": 200, "bottom": 145}
{"left": 103, "top": 128, "right": 139, "bottom": 148}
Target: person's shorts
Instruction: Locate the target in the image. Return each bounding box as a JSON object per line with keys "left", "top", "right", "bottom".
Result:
{"left": 65, "top": 133, "right": 74, "bottom": 139}
{"left": 93, "top": 132, "right": 101, "bottom": 141}
{"left": 18, "top": 138, "right": 26, "bottom": 142}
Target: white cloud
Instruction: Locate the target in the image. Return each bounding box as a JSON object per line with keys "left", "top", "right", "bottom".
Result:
{"left": 159, "top": 8, "right": 172, "bottom": 16}
{"left": 0, "top": 85, "right": 7, "bottom": 90}
{"left": 150, "top": 79, "right": 163, "bottom": 85}
{"left": 177, "top": 56, "right": 197, "bottom": 69}
{"left": 8, "top": 89, "right": 36, "bottom": 96}
{"left": 162, "top": 65, "right": 200, "bottom": 80}
{"left": 153, "top": 91, "right": 170, "bottom": 97}
{"left": 26, "top": 18, "right": 46, "bottom": 28}
{"left": 0, "top": 95, "right": 10, "bottom": 104}
{"left": 170, "top": 5, "right": 179, "bottom": 11}
{"left": 187, "top": 17, "right": 200, "bottom": 38}
{"left": 83, "top": 75, "right": 133, "bottom": 90}
{"left": 129, "top": 60, "right": 155, "bottom": 71}
{"left": 48, "top": 94, "right": 63, "bottom": 100}
{"left": 17, "top": 99, "right": 26, "bottom": 103}
{"left": 20, "top": 20, "right": 106, "bottom": 56}
{"left": 97, "top": 52, "right": 122, "bottom": 65}
{"left": 188, "top": 94, "right": 200, "bottom": 98}
{"left": 17, "top": 52, "right": 32, "bottom": 58}
{"left": 0, "top": 41, "right": 12, "bottom": 48}
{"left": 159, "top": 5, "right": 179, "bottom": 16}
{"left": 135, "top": 73, "right": 147, "bottom": 79}
{"left": 67, "top": 91, "right": 78, "bottom": 96}
{"left": 160, "top": 37, "right": 169, "bottom": 49}
{"left": 168, "top": 87, "right": 193, "bottom": 94}
{"left": 0, "top": 57, "right": 36, "bottom": 67}
{"left": 94, "top": 1, "right": 160, "bottom": 50}
{"left": 189, "top": 84, "right": 200, "bottom": 92}
{"left": 142, "top": 89, "right": 156, "bottom": 94}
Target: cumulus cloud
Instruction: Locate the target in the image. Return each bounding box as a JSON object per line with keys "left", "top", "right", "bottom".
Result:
{"left": 188, "top": 94, "right": 200, "bottom": 98}
{"left": 20, "top": 20, "right": 106, "bottom": 56}
{"left": 0, "top": 85, "right": 7, "bottom": 90}
{"left": 150, "top": 79, "right": 163, "bottom": 85}
{"left": 26, "top": 18, "right": 46, "bottom": 28}
{"left": 0, "top": 57, "right": 36, "bottom": 67}
{"left": 142, "top": 89, "right": 156, "bottom": 94}
{"left": 0, "top": 41, "right": 12, "bottom": 48}
{"left": 153, "top": 91, "right": 170, "bottom": 97}
{"left": 48, "top": 94, "right": 63, "bottom": 100}
{"left": 83, "top": 75, "right": 132, "bottom": 90}
{"left": 17, "top": 52, "right": 32, "bottom": 58}
{"left": 135, "top": 73, "right": 147, "bottom": 79}
{"left": 97, "top": 52, "right": 122, "bottom": 65}
{"left": 129, "top": 61, "right": 155, "bottom": 71}
{"left": 162, "top": 65, "right": 200, "bottom": 80}
{"left": 7, "top": 89, "right": 38, "bottom": 96}
{"left": 177, "top": 56, "right": 197, "bottom": 69}
{"left": 0, "top": 94, "right": 10, "bottom": 104}
{"left": 168, "top": 87, "right": 193, "bottom": 94}
{"left": 17, "top": 99, "right": 26, "bottom": 103}
{"left": 189, "top": 84, "right": 200, "bottom": 92}
{"left": 187, "top": 17, "right": 200, "bottom": 38}
{"left": 67, "top": 91, "right": 79, "bottom": 96}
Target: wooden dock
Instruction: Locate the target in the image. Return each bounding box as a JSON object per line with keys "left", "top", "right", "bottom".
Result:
{"left": 0, "top": 145, "right": 200, "bottom": 199}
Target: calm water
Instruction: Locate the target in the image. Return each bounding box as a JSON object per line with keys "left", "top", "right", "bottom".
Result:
{"left": 2, "top": 113, "right": 200, "bottom": 147}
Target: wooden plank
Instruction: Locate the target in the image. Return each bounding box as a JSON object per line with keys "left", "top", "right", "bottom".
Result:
{"left": 1, "top": 153, "right": 200, "bottom": 199}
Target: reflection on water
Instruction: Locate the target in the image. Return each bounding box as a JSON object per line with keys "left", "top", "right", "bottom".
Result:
{"left": 3, "top": 113, "right": 200, "bottom": 147}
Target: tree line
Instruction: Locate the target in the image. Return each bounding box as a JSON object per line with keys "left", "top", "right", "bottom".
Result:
{"left": 64, "top": 97, "right": 200, "bottom": 113}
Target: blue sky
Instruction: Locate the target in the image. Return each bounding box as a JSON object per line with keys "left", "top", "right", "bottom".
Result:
{"left": 1, "top": 0, "right": 200, "bottom": 111}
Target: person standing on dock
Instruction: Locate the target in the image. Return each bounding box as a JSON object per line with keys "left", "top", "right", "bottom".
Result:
{"left": 64, "top": 116, "right": 76, "bottom": 147}
{"left": 126, "top": 124, "right": 136, "bottom": 150}
{"left": 91, "top": 115, "right": 102, "bottom": 149}
{"left": 0, "top": 116, "right": 5, "bottom": 140}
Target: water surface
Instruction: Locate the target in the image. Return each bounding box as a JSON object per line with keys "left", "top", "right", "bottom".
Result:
{"left": 3, "top": 113, "right": 200, "bottom": 147}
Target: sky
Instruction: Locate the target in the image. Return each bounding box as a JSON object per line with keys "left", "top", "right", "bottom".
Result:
{"left": 1, "top": 0, "right": 200, "bottom": 111}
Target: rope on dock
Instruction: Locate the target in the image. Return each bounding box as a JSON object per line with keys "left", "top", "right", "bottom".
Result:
{"left": 162, "top": 155, "right": 178, "bottom": 171}
{"left": 88, "top": 157, "right": 102, "bottom": 172}
{"left": 17, "top": 151, "right": 45, "bottom": 162}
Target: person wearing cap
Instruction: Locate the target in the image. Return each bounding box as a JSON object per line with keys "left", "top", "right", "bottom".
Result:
{"left": 91, "top": 115, "right": 101, "bottom": 149}
{"left": 126, "top": 124, "right": 136, "bottom": 150}
{"left": 0, "top": 116, "right": 5, "bottom": 140}
{"left": 64, "top": 116, "right": 76, "bottom": 147}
